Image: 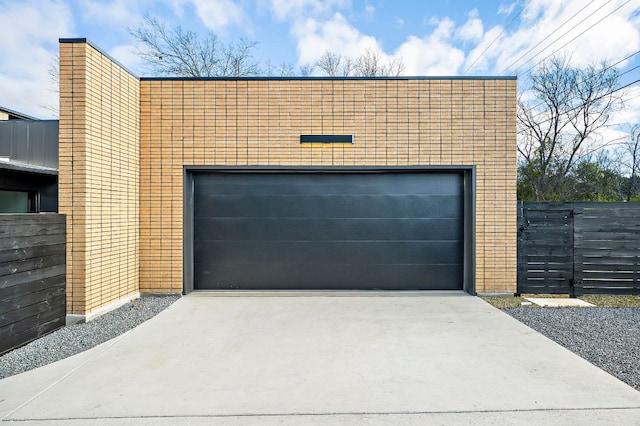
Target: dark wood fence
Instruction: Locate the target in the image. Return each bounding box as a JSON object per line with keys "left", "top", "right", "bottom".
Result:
{"left": 0, "top": 214, "right": 66, "bottom": 354}
{"left": 518, "top": 202, "right": 640, "bottom": 296}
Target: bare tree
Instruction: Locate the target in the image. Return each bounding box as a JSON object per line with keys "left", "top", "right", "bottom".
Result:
{"left": 517, "top": 55, "right": 623, "bottom": 201}
{"left": 130, "top": 16, "right": 260, "bottom": 77}
{"left": 315, "top": 48, "right": 405, "bottom": 77}
{"left": 298, "top": 63, "right": 314, "bottom": 77}
{"left": 315, "top": 51, "right": 353, "bottom": 76}
{"left": 620, "top": 125, "right": 640, "bottom": 201}
{"left": 263, "top": 60, "right": 289, "bottom": 77}
{"left": 354, "top": 48, "right": 405, "bottom": 77}
{"left": 40, "top": 54, "right": 59, "bottom": 116}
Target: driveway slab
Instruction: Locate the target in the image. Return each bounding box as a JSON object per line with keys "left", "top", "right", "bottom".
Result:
{"left": 1, "top": 292, "right": 639, "bottom": 424}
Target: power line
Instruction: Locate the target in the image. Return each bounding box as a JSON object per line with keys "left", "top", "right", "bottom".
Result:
{"left": 500, "top": 0, "right": 605, "bottom": 75}
{"left": 523, "top": 49, "right": 640, "bottom": 113}
{"left": 526, "top": 77, "right": 639, "bottom": 128}
{"left": 518, "top": 0, "right": 632, "bottom": 77}
{"left": 463, "top": 0, "right": 530, "bottom": 75}
{"left": 618, "top": 63, "right": 640, "bottom": 78}
{"left": 606, "top": 49, "right": 640, "bottom": 72}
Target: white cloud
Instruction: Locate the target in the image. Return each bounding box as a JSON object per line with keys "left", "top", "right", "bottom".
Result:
{"left": 396, "top": 18, "right": 466, "bottom": 75}
{"left": 0, "top": 0, "right": 73, "bottom": 118}
{"left": 77, "top": 0, "right": 141, "bottom": 29}
{"left": 268, "top": 0, "right": 350, "bottom": 21}
{"left": 462, "top": 25, "right": 505, "bottom": 73}
{"left": 293, "top": 13, "right": 383, "bottom": 65}
{"left": 162, "top": 0, "right": 249, "bottom": 33}
{"left": 187, "top": 0, "right": 246, "bottom": 32}
{"left": 456, "top": 9, "right": 484, "bottom": 42}
{"left": 498, "top": 2, "right": 516, "bottom": 15}
{"left": 109, "top": 44, "right": 144, "bottom": 75}
{"left": 465, "top": 0, "right": 640, "bottom": 75}
{"left": 364, "top": 3, "right": 375, "bottom": 20}
{"left": 293, "top": 12, "right": 465, "bottom": 76}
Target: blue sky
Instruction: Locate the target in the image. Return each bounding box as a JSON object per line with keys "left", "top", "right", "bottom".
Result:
{"left": 0, "top": 0, "right": 639, "bottom": 127}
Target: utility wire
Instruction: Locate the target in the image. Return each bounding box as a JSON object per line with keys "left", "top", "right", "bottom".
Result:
{"left": 526, "top": 78, "right": 639, "bottom": 127}
{"left": 523, "top": 49, "right": 640, "bottom": 113}
{"left": 463, "top": 0, "right": 530, "bottom": 75}
{"left": 518, "top": 0, "right": 632, "bottom": 77}
{"left": 618, "top": 63, "right": 640, "bottom": 78}
{"left": 501, "top": 0, "right": 604, "bottom": 75}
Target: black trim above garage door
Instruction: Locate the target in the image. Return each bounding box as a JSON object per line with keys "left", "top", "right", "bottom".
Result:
{"left": 184, "top": 167, "right": 475, "bottom": 294}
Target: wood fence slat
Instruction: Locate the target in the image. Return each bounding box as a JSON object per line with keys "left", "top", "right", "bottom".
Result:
{"left": 0, "top": 282, "right": 65, "bottom": 316}
{"left": 0, "top": 303, "right": 65, "bottom": 354}
{"left": 0, "top": 274, "right": 65, "bottom": 304}
{"left": 0, "top": 223, "right": 66, "bottom": 238}
{"left": 0, "top": 288, "right": 65, "bottom": 327}
{"left": 0, "top": 214, "right": 66, "bottom": 354}
{"left": 0, "top": 296, "right": 66, "bottom": 341}
{"left": 0, "top": 254, "right": 66, "bottom": 278}
{"left": 0, "top": 234, "right": 66, "bottom": 250}
{"left": 0, "top": 264, "right": 65, "bottom": 289}
{"left": 0, "top": 243, "right": 65, "bottom": 264}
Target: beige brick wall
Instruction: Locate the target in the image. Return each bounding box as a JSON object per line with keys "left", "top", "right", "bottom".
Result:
{"left": 59, "top": 40, "right": 140, "bottom": 314}
{"left": 60, "top": 40, "right": 516, "bottom": 314}
{"left": 139, "top": 78, "right": 517, "bottom": 294}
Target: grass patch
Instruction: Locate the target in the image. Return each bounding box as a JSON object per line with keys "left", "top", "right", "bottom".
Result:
{"left": 479, "top": 295, "right": 529, "bottom": 309}
{"left": 579, "top": 295, "right": 640, "bottom": 308}
{"left": 480, "top": 294, "right": 640, "bottom": 308}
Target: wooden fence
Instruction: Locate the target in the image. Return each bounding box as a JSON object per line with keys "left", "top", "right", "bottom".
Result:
{"left": 518, "top": 202, "right": 640, "bottom": 296}
{"left": 0, "top": 214, "right": 66, "bottom": 354}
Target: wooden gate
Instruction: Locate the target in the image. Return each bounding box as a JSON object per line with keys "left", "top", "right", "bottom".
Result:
{"left": 518, "top": 203, "right": 574, "bottom": 295}
{"left": 517, "top": 202, "right": 640, "bottom": 296}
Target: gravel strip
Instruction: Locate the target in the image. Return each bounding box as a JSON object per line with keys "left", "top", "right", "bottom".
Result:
{"left": 0, "top": 295, "right": 180, "bottom": 380}
{"left": 503, "top": 307, "right": 640, "bottom": 391}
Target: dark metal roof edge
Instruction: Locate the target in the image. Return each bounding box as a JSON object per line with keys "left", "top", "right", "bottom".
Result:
{"left": 0, "top": 106, "right": 39, "bottom": 120}
{"left": 0, "top": 161, "right": 58, "bottom": 176}
{"left": 184, "top": 165, "right": 476, "bottom": 172}
{"left": 0, "top": 119, "right": 59, "bottom": 124}
{"left": 141, "top": 75, "right": 517, "bottom": 81}
{"left": 59, "top": 38, "right": 139, "bottom": 79}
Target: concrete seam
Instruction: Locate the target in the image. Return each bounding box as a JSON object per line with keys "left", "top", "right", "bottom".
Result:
{"left": 6, "top": 406, "right": 640, "bottom": 422}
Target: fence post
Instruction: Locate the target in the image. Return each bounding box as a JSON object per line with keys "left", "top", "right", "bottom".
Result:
{"left": 572, "top": 203, "right": 583, "bottom": 297}
{"left": 516, "top": 201, "right": 523, "bottom": 296}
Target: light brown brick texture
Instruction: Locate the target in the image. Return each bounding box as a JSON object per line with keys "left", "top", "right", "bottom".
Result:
{"left": 61, "top": 40, "right": 517, "bottom": 314}
{"left": 59, "top": 41, "right": 140, "bottom": 314}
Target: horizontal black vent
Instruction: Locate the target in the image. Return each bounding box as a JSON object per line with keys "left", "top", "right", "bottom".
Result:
{"left": 300, "top": 135, "right": 353, "bottom": 144}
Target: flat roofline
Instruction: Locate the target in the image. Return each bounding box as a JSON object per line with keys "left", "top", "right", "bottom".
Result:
{"left": 141, "top": 75, "right": 516, "bottom": 81}
{"left": 0, "top": 106, "right": 38, "bottom": 120}
{"left": 59, "top": 38, "right": 138, "bottom": 79}
{"left": 0, "top": 161, "right": 58, "bottom": 176}
{"left": 60, "top": 38, "right": 516, "bottom": 82}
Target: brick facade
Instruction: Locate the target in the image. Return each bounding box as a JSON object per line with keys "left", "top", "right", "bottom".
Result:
{"left": 60, "top": 39, "right": 516, "bottom": 315}
{"left": 59, "top": 41, "right": 140, "bottom": 315}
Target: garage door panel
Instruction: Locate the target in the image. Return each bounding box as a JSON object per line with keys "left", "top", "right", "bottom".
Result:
{"left": 195, "top": 194, "right": 463, "bottom": 219}
{"left": 194, "top": 262, "right": 463, "bottom": 290}
{"left": 192, "top": 171, "right": 465, "bottom": 291}
{"left": 195, "top": 240, "right": 463, "bottom": 265}
{"left": 195, "top": 173, "right": 462, "bottom": 197}
{"left": 195, "top": 217, "right": 463, "bottom": 242}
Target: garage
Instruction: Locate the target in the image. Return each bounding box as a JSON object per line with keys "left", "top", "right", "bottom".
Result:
{"left": 61, "top": 41, "right": 516, "bottom": 314}
{"left": 188, "top": 169, "right": 472, "bottom": 292}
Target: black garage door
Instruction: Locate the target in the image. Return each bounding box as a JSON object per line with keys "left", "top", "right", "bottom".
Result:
{"left": 192, "top": 171, "right": 464, "bottom": 290}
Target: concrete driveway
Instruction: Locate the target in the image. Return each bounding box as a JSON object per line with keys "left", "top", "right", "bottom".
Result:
{"left": 1, "top": 292, "right": 640, "bottom": 425}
